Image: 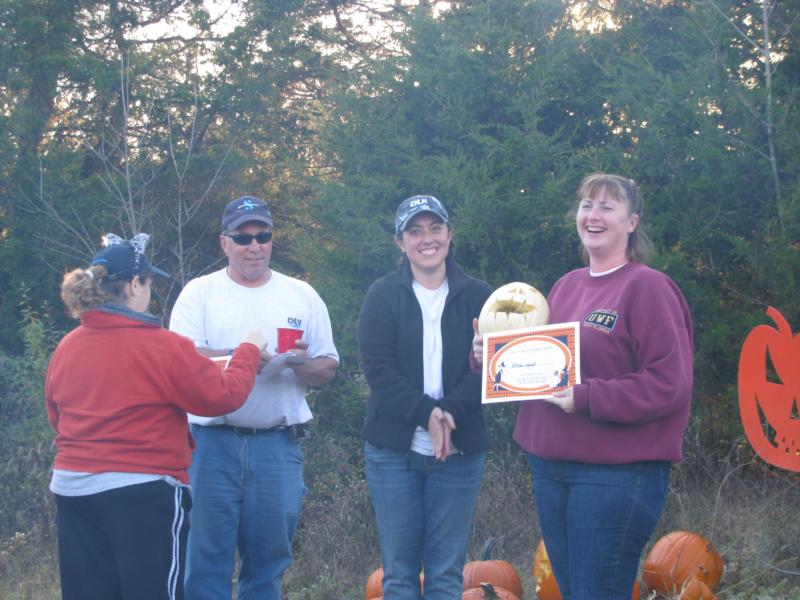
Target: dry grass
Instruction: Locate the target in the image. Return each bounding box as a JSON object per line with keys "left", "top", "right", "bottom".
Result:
{"left": 2, "top": 436, "right": 798, "bottom": 599}
{"left": 283, "top": 432, "right": 375, "bottom": 599}
{"left": 660, "top": 452, "right": 800, "bottom": 599}
{"left": 0, "top": 525, "right": 59, "bottom": 600}
{"left": 282, "top": 437, "right": 800, "bottom": 600}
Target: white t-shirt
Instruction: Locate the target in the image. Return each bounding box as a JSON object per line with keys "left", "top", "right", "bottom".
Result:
{"left": 169, "top": 268, "right": 339, "bottom": 428}
{"left": 410, "top": 280, "right": 448, "bottom": 456}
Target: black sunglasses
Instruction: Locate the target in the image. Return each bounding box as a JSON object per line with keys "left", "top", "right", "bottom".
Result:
{"left": 224, "top": 231, "right": 273, "bottom": 245}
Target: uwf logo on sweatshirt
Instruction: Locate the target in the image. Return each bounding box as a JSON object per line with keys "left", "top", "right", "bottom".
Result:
{"left": 584, "top": 309, "right": 618, "bottom": 333}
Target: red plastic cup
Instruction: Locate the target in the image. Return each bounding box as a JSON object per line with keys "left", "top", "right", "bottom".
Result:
{"left": 277, "top": 328, "right": 304, "bottom": 353}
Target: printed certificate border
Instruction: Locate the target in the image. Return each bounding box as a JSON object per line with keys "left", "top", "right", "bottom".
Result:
{"left": 481, "top": 322, "right": 581, "bottom": 404}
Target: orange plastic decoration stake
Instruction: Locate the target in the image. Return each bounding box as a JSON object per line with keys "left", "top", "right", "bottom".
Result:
{"left": 738, "top": 306, "right": 800, "bottom": 472}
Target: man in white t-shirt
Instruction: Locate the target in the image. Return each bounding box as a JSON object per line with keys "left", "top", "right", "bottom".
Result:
{"left": 169, "top": 196, "right": 339, "bottom": 600}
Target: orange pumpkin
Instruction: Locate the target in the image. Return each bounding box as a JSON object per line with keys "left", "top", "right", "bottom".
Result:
{"left": 365, "top": 567, "right": 383, "bottom": 600}
{"left": 365, "top": 566, "right": 423, "bottom": 600}
{"left": 533, "top": 540, "right": 641, "bottom": 600}
{"left": 678, "top": 575, "right": 718, "bottom": 600}
{"left": 462, "top": 538, "right": 523, "bottom": 597}
{"left": 532, "top": 541, "right": 560, "bottom": 600}
{"left": 643, "top": 531, "right": 723, "bottom": 595}
{"left": 738, "top": 306, "right": 800, "bottom": 472}
{"left": 462, "top": 583, "right": 520, "bottom": 600}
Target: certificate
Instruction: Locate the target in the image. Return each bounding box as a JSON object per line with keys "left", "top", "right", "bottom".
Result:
{"left": 481, "top": 322, "right": 581, "bottom": 403}
{"left": 210, "top": 352, "right": 307, "bottom": 378}
{"left": 261, "top": 352, "right": 307, "bottom": 378}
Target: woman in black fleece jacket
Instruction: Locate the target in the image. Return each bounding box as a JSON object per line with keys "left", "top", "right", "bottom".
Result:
{"left": 357, "top": 195, "right": 491, "bottom": 600}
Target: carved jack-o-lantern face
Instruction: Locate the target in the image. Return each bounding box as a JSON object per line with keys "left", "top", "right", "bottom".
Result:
{"left": 478, "top": 282, "right": 549, "bottom": 334}
{"left": 738, "top": 306, "right": 800, "bottom": 472}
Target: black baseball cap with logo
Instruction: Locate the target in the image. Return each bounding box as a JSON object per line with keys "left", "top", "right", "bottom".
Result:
{"left": 394, "top": 195, "right": 449, "bottom": 236}
{"left": 222, "top": 196, "right": 274, "bottom": 231}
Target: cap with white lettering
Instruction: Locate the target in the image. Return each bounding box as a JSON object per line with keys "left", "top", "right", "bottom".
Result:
{"left": 394, "top": 195, "right": 449, "bottom": 236}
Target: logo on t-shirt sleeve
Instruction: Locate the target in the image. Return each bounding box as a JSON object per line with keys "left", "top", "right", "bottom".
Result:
{"left": 584, "top": 309, "right": 619, "bottom": 333}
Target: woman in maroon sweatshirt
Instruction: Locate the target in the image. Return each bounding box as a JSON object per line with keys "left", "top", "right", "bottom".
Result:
{"left": 45, "top": 234, "right": 266, "bottom": 600}
{"left": 476, "top": 175, "right": 693, "bottom": 600}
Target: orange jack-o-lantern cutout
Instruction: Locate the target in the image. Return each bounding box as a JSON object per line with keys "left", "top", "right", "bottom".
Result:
{"left": 738, "top": 306, "right": 800, "bottom": 472}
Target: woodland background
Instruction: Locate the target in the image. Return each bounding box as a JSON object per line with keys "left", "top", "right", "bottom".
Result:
{"left": 0, "top": 1, "right": 798, "bottom": 598}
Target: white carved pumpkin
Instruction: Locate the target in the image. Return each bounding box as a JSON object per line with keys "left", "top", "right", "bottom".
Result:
{"left": 478, "top": 282, "right": 549, "bottom": 334}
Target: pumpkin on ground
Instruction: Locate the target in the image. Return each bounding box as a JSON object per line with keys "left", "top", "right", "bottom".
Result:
{"left": 533, "top": 540, "right": 641, "bottom": 600}
{"left": 365, "top": 567, "right": 383, "bottom": 600}
{"left": 462, "top": 538, "right": 523, "bottom": 598}
{"left": 678, "top": 575, "right": 718, "bottom": 600}
{"left": 642, "top": 531, "right": 723, "bottom": 595}
{"left": 462, "top": 582, "right": 520, "bottom": 600}
{"left": 365, "top": 566, "right": 423, "bottom": 600}
{"left": 738, "top": 306, "right": 800, "bottom": 472}
{"left": 532, "top": 540, "right": 560, "bottom": 600}
{"left": 477, "top": 282, "right": 549, "bottom": 334}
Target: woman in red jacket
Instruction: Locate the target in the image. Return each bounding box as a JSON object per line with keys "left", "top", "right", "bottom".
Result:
{"left": 46, "top": 233, "right": 266, "bottom": 600}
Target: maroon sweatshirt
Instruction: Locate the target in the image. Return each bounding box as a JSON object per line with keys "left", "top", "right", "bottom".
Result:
{"left": 514, "top": 262, "right": 693, "bottom": 463}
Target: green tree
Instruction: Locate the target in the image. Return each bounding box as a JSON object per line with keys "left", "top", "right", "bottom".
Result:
{"left": 0, "top": 0, "right": 367, "bottom": 347}
{"left": 307, "top": 0, "right": 800, "bottom": 453}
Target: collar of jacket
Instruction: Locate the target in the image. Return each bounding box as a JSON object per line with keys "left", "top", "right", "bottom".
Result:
{"left": 81, "top": 303, "right": 163, "bottom": 328}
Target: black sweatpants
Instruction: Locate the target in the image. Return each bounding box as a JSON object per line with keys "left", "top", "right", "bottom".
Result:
{"left": 55, "top": 480, "right": 191, "bottom": 600}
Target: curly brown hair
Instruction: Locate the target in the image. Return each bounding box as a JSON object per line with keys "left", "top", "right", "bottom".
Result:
{"left": 60, "top": 265, "right": 148, "bottom": 318}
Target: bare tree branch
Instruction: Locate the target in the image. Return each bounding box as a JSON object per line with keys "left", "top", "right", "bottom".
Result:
{"left": 697, "top": 0, "right": 790, "bottom": 237}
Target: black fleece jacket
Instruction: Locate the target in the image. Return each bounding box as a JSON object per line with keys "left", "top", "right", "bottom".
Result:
{"left": 357, "top": 257, "right": 492, "bottom": 454}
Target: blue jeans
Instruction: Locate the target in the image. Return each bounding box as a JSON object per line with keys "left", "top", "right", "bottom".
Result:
{"left": 527, "top": 454, "right": 670, "bottom": 600}
{"left": 365, "top": 443, "right": 485, "bottom": 600}
{"left": 185, "top": 425, "right": 306, "bottom": 600}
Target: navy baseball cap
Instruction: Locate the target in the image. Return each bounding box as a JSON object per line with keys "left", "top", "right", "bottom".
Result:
{"left": 90, "top": 242, "right": 169, "bottom": 280}
{"left": 222, "top": 196, "right": 273, "bottom": 231}
{"left": 394, "top": 195, "right": 449, "bottom": 236}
